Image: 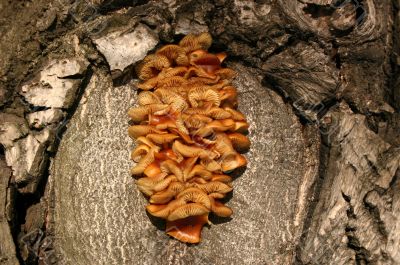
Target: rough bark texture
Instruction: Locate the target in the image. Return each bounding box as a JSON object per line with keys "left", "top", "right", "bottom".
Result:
{"left": 48, "top": 64, "right": 319, "bottom": 264}
{"left": 0, "top": 0, "right": 399, "bottom": 264}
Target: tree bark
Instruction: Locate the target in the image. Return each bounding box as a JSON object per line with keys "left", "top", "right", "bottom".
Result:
{"left": 0, "top": 0, "right": 399, "bottom": 264}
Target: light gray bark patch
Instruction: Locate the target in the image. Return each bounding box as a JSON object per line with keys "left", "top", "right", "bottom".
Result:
{"left": 93, "top": 24, "right": 158, "bottom": 72}
{"left": 49, "top": 65, "right": 315, "bottom": 265}
{"left": 20, "top": 58, "right": 89, "bottom": 109}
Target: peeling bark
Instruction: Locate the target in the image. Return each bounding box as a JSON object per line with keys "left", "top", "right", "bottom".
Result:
{"left": 0, "top": 0, "right": 399, "bottom": 264}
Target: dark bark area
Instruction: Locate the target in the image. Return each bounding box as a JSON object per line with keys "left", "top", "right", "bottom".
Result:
{"left": 0, "top": 0, "right": 399, "bottom": 264}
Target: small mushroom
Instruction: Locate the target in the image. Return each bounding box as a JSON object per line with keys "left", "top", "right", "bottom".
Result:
{"left": 179, "top": 32, "right": 212, "bottom": 52}
{"left": 213, "top": 133, "right": 237, "bottom": 157}
{"left": 224, "top": 107, "right": 246, "bottom": 121}
{"left": 195, "top": 181, "right": 233, "bottom": 195}
{"left": 188, "top": 177, "right": 208, "bottom": 185}
{"left": 157, "top": 76, "right": 188, "bottom": 89}
{"left": 166, "top": 214, "right": 209, "bottom": 244}
{"left": 227, "top": 133, "right": 251, "bottom": 152}
{"left": 131, "top": 145, "right": 150, "bottom": 162}
{"left": 136, "top": 54, "right": 171, "bottom": 80}
{"left": 214, "top": 68, "right": 236, "bottom": 80}
{"left": 128, "top": 104, "right": 169, "bottom": 123}
{"left": 209, "top": 197, "right": 233, "bottom": 217}
{"left": 190, "top": 51, "right": 222, "bottom": 74}
{"left": 187, "top": 164, "right": 213, "bottom": 181}
{"left": 146, "top": 199, "right": 186, "bottom": 219}
{"left": 160, "top": 160, "right": 184, "bottom": 182}
{"left": 149, "top": 181, "right": 186, "bottom": 204}
{"left": 154, "top": 148, "right": 179, "bottom": 161}
{"left": 159, "top": 66, "right": 188, "bottom": 78}
{"left": 137, "top": 77, "right": 160, "bottom": 90}
{"left": 143, "top": 162, "right": 163, "bottom": 178}
{"left": 131, "top": 148, "right": 156, "bottom": 175}
{"left": 233, "top": 121, "right": 249, "bottom": 132}
{"left": 146, "top": 133, "right": 179, "bottom": 145}
{"left": 181, "top": 156, "right": 198, "bottom": 179}
{"left": 167, "top": 203, "right": 210, "bottom": 221}
{"left": 205, "top": 119, "right": 236, "bottom": 132}
{"left": 136, "top": 175, "right": 177, "bottom": 196}
{"left": 200, "top": 158, "right": 221, "bottom": 172}
{"left": 149, "top": 115, "right": 177, "bottom": 131}
{"left": 188, "top": 87, "right": 220, "bottom": 108}
{"left": 172, "top": 141, "right": 218, "bottom": 160}
{"left": 156, "top": 44, "right": 186, "bottom": 62}
{"left": 215, "top": 52, "right": 227, "bottom": 63}
{"left": 210, "top": 174, "right": 233, "bottom": 184}
{"left": 206, "top": 107, "right": 231, "bottom": 120}
{"left": 176, "top": 187, "right": 211, "bottom": 209}
{"left": 221, "top": 153, "right": 247, "bottom": 173}
{"left": 185, "top": 65, "right": 216, "bottom": 79}
{"left": 137, "top": 91, "right": 161, "bottom": 105}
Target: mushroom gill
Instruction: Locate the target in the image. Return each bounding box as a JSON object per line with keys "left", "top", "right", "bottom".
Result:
{"left": 129, "top": 32, "right": 250, "bottom": 243}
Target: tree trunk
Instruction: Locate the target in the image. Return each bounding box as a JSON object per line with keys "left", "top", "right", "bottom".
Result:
{"left": 0, "top": 0, "right": 399, "bottom": 264}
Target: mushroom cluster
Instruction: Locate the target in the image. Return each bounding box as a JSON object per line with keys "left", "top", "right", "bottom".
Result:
{"left": 128, "top": 32, "right": 250, "bottom": 243}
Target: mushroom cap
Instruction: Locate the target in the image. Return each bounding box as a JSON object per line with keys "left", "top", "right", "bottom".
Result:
{"left": 187, "top": 164, "right": 212, "bottom": 181}
{"left": 156, "top": 44, "right": 185, "bottom": 61}
{"left": 154, "top": 149, "right": 178, "bottom": 161}
{"left": 137, "top": 91, "right": 161, "bottom": 105}
{"left": 206, "top": 107, "right": 231, "bottom": 120}
{"left": 215, "top": 52, "right": 227, "bottom": 63}
{"left": 200, "top": 158, "right": 221, "bottom": 172}
{"left": 143, "top": 162, "right": 162, "bottom": 178}
{"left": 191, "top": 53, "right": 221, "bottom": 74}
{"left": 136, "top": 54, "right": 171, "bottom": 80}
{"left": 160, "top": 66, "right": 188, "bottom": 78}
{"left": 172, "top": 141, "right": 218, "bottom": 160}
{"left": 195, "top": 181, "right": 233, "bottom": 195}
{"left": 227, "top": 133, "right": 251, "bottom": 152}
{"left": 188, "top": 87, "right": 220, "bottom": 108}
{"left": 167, "top": 203, "right": 210, "bottom": 221}
{"left": 234, "top": 121, "right": 249, "bottom": 132}
{"left": 206, "top": 119, "right": 235, "bottom": 132}
{"left": 136, "top": 175, "right": 176, "bottom": 196}
{"left": 225, "top": 107, "right": 246, "bottom": 121}
{"left": 157, "top": 76, "right": 188, "bottom": 89}
{"left": 131, "top": 145, "right": 150, "bottom": 162}
{"left": 146, "top": 198, "right": 186, "bottom": 219}
{"left": 214, "top": 67, "right": 236, "bottom": 80}
{"left": 166, "top": 214, "right": 209, "bottom": 244}
{"left": 131, "top": 150, "right": 155, "bottom": 175}
{"left": 176, "top": 187, "right": 211, "bottom": 209}
{"left": 146, "top": 133, "right": 179, "bottom": 145}
{"left": 136, "top": 77, "right": 159, "bottom": 90}
{"left": 221, "top": 153, "right": 247, "bottom": 173}
{"left": 179, "top": 32, "right": 212, "bottom": 52}
{"left": 128, "top": 104, "right": 169, "bottom": 123}
{"left": 210, "top": 197, "right": 233, "bottom": 217}
{"left": 128, "top": 125, "right": 165, "bottom": 139}
{"left": 149, "top": 182, "right": 185, "bottom": 204}
{"left": 210, "top": 174, "right": 233, "bottom": 184}
{"left": 160, "top": 160, "right": 184, "bottom": 182}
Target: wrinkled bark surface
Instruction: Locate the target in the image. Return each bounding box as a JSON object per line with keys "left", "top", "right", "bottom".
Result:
{"left": 0, "top": 0, "right": 399, "bottom": 264}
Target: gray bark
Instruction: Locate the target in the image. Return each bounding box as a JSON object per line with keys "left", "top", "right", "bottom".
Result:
{"left": 0, "top": 0, "right": 399, "bottom": 264}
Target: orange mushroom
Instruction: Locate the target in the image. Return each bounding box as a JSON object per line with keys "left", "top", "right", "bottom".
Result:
{"left": 129, "top": 32, "right": 250, "bottom": 243}
{"left": 166, "top": 214, "right": 209, "bottom": 244}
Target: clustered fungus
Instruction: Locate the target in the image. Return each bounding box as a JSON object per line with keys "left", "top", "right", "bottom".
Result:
{"left": 128, "top": 32, "right": 250, "bottom": 244}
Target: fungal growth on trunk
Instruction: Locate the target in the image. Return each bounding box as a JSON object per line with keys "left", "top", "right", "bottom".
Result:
{"left": 128, "top": 33, "right": 250, "bottom": 243}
